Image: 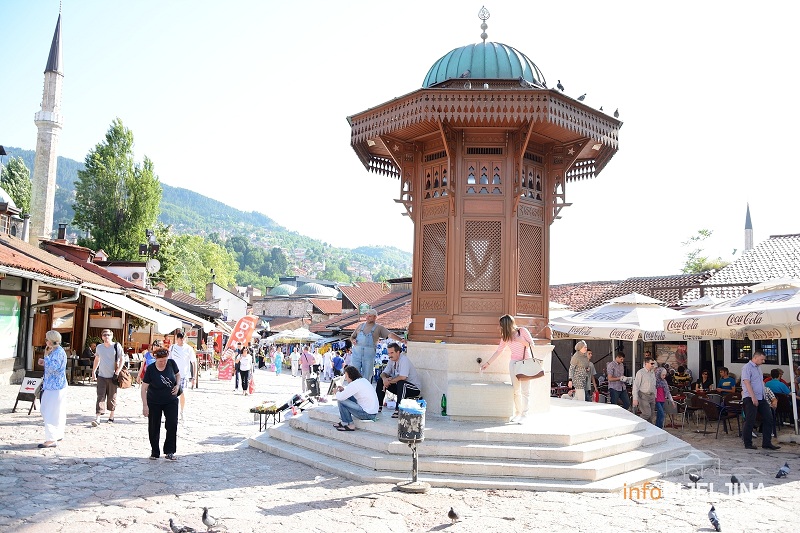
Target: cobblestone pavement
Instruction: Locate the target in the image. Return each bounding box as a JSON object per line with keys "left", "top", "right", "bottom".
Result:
{"left": 1, "top": 368, "right": 798, "bottom": 532}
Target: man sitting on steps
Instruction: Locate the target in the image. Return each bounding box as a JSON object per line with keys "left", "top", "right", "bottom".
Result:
{"left": 376, "top": 343, "right": 421, "bottom": 418}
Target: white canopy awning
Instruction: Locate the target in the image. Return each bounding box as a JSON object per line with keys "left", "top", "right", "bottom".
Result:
{"left": 83, "top": 288, "right": 181, "bottom": 335}
{"left": 128, "top": 291, "right": 215, "bottom": 331}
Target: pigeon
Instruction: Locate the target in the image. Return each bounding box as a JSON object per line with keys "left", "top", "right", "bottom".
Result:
{"left": 447, "top": 507, "right": 460, "bottom": 523}
{"left": 202, "top": 507, "right": 225, "bottom": 531}
{"left": 169, "top": 518, "right": 197, "bottom": 533}
{"left": 776, "top": 462, "right": 789, "bottom": 478}
{"left": 556, "top": 80, "right": 565, "bottom": 92}
{"left": 577, "top": 93, "right": 586, "bottom": 101}
{"left": 599, "top": 106, "right": 603, "bottom": 111}
{"left": 459, "top": 69, "right": 471, "bottom": 78}
{"left": 708, "top": 505, "right": 721, "bottom": 532}
{"left": 688, "top": 472, "right": 702, "bottom": 487}
{"left": 613, "top": 108, "right": 620, "bottom": 118}
{"left": 730, "top": 474, "right": 740, "bottom": 488}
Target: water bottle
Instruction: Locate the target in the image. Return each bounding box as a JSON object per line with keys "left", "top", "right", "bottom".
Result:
{"left": 441, "top": 394, "right": 447, "bottom": 416}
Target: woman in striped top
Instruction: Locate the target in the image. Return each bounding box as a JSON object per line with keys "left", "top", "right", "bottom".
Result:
{"left": 481, "top": 315, "right": 534, "bottom": 423}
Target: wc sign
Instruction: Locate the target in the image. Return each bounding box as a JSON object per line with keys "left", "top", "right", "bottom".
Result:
{"left": 20, "top": 376, "right": 42, "bottom": 394}
{"left": 13, "top": 371, "right": 43, "bottom": 414}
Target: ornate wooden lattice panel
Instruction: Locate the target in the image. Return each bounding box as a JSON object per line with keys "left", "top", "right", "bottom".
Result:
{"left": 464, "top": 220, "right": 502, "bottom": 292}
{"left": 465, "top": 160, "right": 503, "bottom": 195}
{"left": 421, "top": 221, "right": 447, "bottom": 292}
{"left": 423, "top": 161, "right": 449, "bottom": 199}
{"left": 521, "top": 162, "right": 543, "bottom": 201}
{"left": 518, "top": 222, "right": 543, "bottom": 295}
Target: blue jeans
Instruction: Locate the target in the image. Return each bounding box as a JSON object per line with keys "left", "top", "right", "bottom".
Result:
{"left": 609, "top": 388, "right": 630, "bottom": 409}
{"left": 338, "top": 397, "right": 376, "bottom": 425}
{"left": 655, "top": 401, "right": 665, "bottom": 428}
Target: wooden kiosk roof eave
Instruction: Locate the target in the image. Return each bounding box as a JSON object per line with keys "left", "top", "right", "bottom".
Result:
{"left": 350, "top": 86, "right": 621, "bottom": 173}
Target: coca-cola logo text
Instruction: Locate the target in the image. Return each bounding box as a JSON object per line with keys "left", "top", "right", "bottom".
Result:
{"left": 610, "top": 328, "right": 637, "bottom": 340}
{"left": 726, "top": 312, "right": 764, "bottom": 327}
{"left": 665, "top": 318, "right": 699, "bottom": 331}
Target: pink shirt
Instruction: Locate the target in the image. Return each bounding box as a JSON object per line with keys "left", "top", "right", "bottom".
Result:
{"left": 494, "top": 327, "right": 533, "bottom": 361}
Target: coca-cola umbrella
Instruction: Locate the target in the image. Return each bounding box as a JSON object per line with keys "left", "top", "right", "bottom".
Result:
{"left": 550, "top": 292, "right": 685, "bottom": 372}
{"left": 664, "top": 278, "right": 800, "bottom": 434}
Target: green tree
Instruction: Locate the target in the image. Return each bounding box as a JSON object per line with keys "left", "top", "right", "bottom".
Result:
{"left": 72, "top": 118, "right": 162, "bottom": 259}
{"left": 0, "top": 156, "right": 32, "bottom": 214}
{"left": 170, "top": 234, "right": 238, "bottom": 292}
{"left": 681, "top": 229, "right": 729, "bottom": 273}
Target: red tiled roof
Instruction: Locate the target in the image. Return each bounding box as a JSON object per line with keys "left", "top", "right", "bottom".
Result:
{"left": 309, "top": 298, "right": 342, "bottom": 315}
{"left": 550, "top": 281, "right": 621, "bottom": 312}
{"left": 311, "top": 290, "right": 411, "bottom": 334}
{"left": 584, "top": 272, "right": 715, "bottom": 310}
{"left": 339, "top": 282, "right": 389, "bottom": 308}
{"left": 0, "top": 236, "right": 121, "bottom": 289}
{"left": 0, "top": 237, "right": 79, "bottom": 284}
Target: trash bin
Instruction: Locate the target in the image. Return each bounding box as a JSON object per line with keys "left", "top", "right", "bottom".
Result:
{"left": 397, "top": 399, "right": 426, "bottom": 443}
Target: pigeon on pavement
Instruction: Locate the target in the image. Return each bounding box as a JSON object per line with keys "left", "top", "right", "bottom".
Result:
{"left": 730, "top": 475, "right": 741, "bottom": 489}
{"left": 169, "top": 518, "right": 197, "bottom": 533}
{"left": 447, "top": 507, "right": 460, "bottom": 523}
{"left": 688, "top": 472, "right": 702, "bottom": 487}
{"left": 202, "top": 507, "right": 225, "bottom": 531}
{"left": 776, "top": 462, "right": 790, "bottom": 478}
{"left": 708, "top": 505, "right": 721, "bottom": 532}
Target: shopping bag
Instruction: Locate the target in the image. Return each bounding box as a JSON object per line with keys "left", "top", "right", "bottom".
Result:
{"left": 248, "top": 372, "right": 256, "bottom": 394}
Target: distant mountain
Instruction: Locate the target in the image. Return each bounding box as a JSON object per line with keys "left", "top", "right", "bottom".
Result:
{"left": 3, "top": 147, "right": 412, "bottom": 280}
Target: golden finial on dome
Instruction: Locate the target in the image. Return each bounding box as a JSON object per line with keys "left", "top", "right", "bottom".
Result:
{"left": 478, "top": 6, "right": 490, "bottom": 43}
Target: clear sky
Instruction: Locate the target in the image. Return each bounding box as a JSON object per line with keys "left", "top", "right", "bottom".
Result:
{"left": 1, "top": 1, "right": 797, "bottom": 285}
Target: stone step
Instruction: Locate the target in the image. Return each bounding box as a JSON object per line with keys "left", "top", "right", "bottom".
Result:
{"left": 261, "top": 417, "right": 695, "bottom": 481}
{"left": 250, "top": 398, "right": 718, "bottom": 491}
{"left": 304, "top": 401, "right": 648, "bottom": 446}
{"left": 289, "top": 413, "right": 668, "bottom": 463}
{"left": 249, "top": 430, "right": 701, "bottom": 493}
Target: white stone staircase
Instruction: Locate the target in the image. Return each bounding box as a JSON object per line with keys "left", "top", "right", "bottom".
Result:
{"left": 248, "top": 398, "right": 716, "bottom": 492}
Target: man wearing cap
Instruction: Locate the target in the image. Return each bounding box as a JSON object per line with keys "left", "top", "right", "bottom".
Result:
{"left": 349, "top": 308, "right": 404, "bottom": 384}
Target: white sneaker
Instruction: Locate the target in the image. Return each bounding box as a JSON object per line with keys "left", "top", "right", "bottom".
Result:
{"left": 91, "top": 418, "right": 100, "bottom": 427}
{"left": 509, "top": 415, "right": 521, "bottom": 423}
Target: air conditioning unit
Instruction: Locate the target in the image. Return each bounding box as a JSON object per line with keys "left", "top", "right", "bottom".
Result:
{"left": 131, "top": 272, "right": 142, "bottom": 280}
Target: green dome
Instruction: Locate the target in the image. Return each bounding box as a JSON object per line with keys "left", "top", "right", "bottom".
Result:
{"left": 422, "top": 42, "right": 546, "bottom": 88}
{"left": 269, "top": 284, "right": 297, "bottom": 296}
{"left": 295, "top": 282, "right": 334, "bottom": 297}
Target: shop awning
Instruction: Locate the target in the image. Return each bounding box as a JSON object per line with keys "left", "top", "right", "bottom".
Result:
{"left": 128, "top": 291, "right": 215, "bottom": 331}
{"left": 83, "top": 288, "right": 181, "bottom": 334}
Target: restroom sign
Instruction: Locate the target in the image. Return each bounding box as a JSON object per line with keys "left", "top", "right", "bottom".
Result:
{"left": 13, "top": 371, "right": 43, "bottom": 415}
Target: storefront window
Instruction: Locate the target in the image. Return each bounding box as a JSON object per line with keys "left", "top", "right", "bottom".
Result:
{"left": 731, "top": 339, "right": 752, "bottom": 363}
{"left": 0, "top": 295, "right": 21, "bottom": 360}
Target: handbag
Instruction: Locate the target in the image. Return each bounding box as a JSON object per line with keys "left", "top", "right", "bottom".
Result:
{"left": 114, "top": 367, "right": 132, "bottom": 389}
{"left": 513, "top": 358, "right": 544, "bottom": 381}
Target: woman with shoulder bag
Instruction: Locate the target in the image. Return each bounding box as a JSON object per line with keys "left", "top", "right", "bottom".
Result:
{"left": 141, "top": 347, "right": 182, "bottom": 460}
{"left": 568, "top": 340, "right": 590, "bottom": 401}
{"left": 480, "top": 315, "right": 535, "bottom": 423}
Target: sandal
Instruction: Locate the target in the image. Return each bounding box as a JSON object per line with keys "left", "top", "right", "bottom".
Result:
{"left": 332, "top": 422, "right": 347, "bottom": 429}
{"left": 391, "top": 411, "right": 399, "bottom": 418}
{"left": 335, "top": 426, "right": 355, "bottom": 432}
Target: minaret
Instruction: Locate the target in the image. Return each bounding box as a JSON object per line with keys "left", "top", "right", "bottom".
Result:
{"left": 744, "top": 203, "right": 753, "bottom": 251}
{"left": 29, "top": 12, "right": 64, "bottom": 243}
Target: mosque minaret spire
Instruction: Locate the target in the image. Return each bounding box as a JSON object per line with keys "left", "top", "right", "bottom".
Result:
{"left": 744, "top": 202, "right": 753, "bottom": 251}
{"left": 29, "top": 11, "right": 64, "bottom": 243}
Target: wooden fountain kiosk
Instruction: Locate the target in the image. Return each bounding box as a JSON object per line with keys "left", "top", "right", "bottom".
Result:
{"left": 348, "top": 12, "right": 621, "bottom": 419}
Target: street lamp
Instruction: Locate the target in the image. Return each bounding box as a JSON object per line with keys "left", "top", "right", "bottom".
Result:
{"left": 139, "top": 229, "right": 161, "bottom": 287}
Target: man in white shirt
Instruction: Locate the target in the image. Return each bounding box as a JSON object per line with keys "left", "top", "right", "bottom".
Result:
{"left": 168, "top": 332, "right": 195, "bottom": 422}
{"left": 290, "top": 348, "right": 301, "bottom": 377}
{"left": 333, "top": 366, "right": 380, "bottom": 431}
